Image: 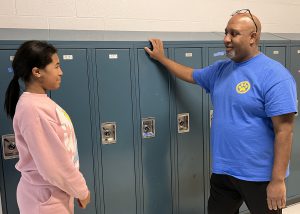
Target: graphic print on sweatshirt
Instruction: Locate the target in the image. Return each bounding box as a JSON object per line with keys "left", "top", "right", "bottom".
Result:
{"left": 56, "top": 106, "right": 79, "bottom": 168}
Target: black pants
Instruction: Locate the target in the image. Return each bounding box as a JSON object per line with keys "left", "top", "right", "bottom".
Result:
{"left": 208, "top": 174, "right": 282, "bottom": 214}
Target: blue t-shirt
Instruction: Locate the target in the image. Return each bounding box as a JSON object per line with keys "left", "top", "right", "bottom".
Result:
{"left": 193, "top": 53, "right": 297, "bottom": 181}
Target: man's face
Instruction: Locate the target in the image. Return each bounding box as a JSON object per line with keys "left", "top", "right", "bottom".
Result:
{"left": 224, "top": 15, "right": 256, "bottom": 62}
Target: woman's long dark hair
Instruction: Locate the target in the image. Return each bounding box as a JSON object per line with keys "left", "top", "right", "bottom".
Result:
{"left": 4, "top": 40, "right": 57, "bottom": 119}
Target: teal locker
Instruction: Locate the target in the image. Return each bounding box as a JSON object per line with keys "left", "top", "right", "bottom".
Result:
{"left": 271, "top": 33, "right": 300, "bottom": 204}
{"left": 265, "top": 46, "right": 286, "bottom": 67}
{"left": 0, "top": 31, "right": 299, "bottom": 214}
{"left": 0, "top": 49, "right": 20, "bottom": 214}
{"left": 286, "top": 46, "right": 300, "bottom": 199}
{"left": 173, "top": 47, "right": 205, "bottom": 214}
{"left": 207, "top": 45, "right": 227, "bottom": 130}
{"left": 51, "top": 49, "right": 97, "bottom": 214}
{"left": 207, "top": 46, "right": 251, "bottom": 214}
{"left": 261, "top": 33, "right": 288, "bottom": 68}
{"left": 95, "top": 49, "right": 137, "bottom": 214}
{"left": 208, "top": 47, "right": 227, "bottom": 64}
{"left": 137, "top": 48, "right": 173, "bottom": 214}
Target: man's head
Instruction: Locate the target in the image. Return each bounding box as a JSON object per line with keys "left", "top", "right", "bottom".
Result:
{"left": 224, "top": 9, "right": 261, "bottom": 62}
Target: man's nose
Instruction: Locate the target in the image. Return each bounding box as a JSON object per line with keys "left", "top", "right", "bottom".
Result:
{"left": 224, "top": 34, "right": 231, "bottom": 43}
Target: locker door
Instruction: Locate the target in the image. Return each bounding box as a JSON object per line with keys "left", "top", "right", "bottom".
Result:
{"left": 208, "top": 46, "right": 262, "bottom": 65}
{"left": 265, "top": 46, "right": 286, "bottom": 67}
{"left": 208, "top": 47, "right": 249, "bottom": 214}
{"left": 286, "top": 46, "right": 300, "bottom": 198}
{"left": 174, "top": 48, "right": 205, "bottom": 213}
{"left": 208, "top": 46, "right": 227, "bottom": 113}
{"left": 0, "top": 50, "right": 20, "bottom": 214}
{"left": 51, "top": 49, "right": 96, "bottom": 214}
{"left": 208, "top": 47, "right": 227, "bottom": 65}
{"left": 96, "top": 49, "right": 136, "bottom": 214}
{"left": 137, "top": 49, "right": 172, "bottom": 214}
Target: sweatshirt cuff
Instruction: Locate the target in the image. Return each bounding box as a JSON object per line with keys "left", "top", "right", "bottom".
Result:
{"left": 78, "top": 188, "right": 89, "bottom": 200}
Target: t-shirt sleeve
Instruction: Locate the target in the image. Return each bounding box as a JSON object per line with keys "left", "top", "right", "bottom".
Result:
{"left": 265, "top": 77, "right": 298, "bottom": 117}
{"left": 21, "top": 112, "right": 89, "bottom": 200}
{"left": 192, "top": 61, "right": 222, "bottom": 93}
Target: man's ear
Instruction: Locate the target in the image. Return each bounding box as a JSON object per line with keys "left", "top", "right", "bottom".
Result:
{"left": 250, "top": 32, "right": 257, "bottom": 45}
{"left": 32, "top": 67, "right": 41, "bottom": 78}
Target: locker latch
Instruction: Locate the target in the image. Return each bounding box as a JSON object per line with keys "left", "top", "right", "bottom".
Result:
{"left": 142, "top": 117, "right": 155, "bottom": 138}
{"left": 2, "top": 134, "right": 19, "bottom": 160}
{"left": 177, "top": 113, "right": 190, "bottom": 133}
{"left": 210, "top": 110, "right": 214, "bottom": 128}
{"left": 101, "top": 122, "right": 117, "bottom": 144}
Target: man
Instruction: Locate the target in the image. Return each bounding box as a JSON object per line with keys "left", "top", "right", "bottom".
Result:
{"left": 144, "top": 9, "right": 297, "bottom": 214}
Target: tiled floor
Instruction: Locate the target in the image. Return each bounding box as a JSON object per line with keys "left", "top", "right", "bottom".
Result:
{"left": 0, "top": 193, "right": 298, "bottom": 214}
{"left": 283, "top": 203, "right": 300, "bottom": 214}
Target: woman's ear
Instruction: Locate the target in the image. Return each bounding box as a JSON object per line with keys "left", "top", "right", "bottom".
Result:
{"left": 32, "top": 67, "right": 41, "bottom": 78}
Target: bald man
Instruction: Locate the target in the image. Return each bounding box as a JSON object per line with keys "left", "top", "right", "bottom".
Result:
{"left": 145, "top": 9, "right": 297, "bottom": 214}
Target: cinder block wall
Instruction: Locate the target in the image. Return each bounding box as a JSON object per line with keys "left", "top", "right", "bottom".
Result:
{"left": 0, "top": 0, "right": 299, "bottom": 32}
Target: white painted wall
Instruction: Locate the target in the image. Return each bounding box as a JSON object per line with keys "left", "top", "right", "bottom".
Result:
{"left": 0, "top": 0, "right": 299, "bottom": 33}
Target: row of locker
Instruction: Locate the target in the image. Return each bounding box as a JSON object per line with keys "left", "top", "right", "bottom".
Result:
{"left": 0, "top": 44, "right": 207, "bottom": 214}
{"left": 0, "top": 32, "right": 300, "bottom": 214}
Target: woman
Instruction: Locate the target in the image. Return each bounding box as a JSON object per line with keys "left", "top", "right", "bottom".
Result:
{"left": 4, "top": 40, "right": 90, "bottom": 213}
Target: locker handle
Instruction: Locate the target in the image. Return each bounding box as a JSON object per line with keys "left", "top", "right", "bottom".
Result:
{"left": 2, "top": 134, "right": 19, "bottom": 160}
{"left": 178, "top": 113, "right": 190, "bottom": 133}
{"left": 142, "top": 117, "right": 155, "bottom": 138}
{"left": 101, "top": 122, "right": 117, "bottom": 144}
{"left": 210, "top": 110, "right": 214, "bottom": 128}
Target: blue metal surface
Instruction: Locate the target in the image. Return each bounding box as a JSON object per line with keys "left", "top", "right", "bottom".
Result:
{"left": 0, "top": 49, "right": 20, "bottom": 214}
{"left": 265, "top": 46, "right": 286, "bottom": 67}
{"left": 137, "top": 48, "right": 173, "bottom": 214}
{"left": 51, "top": 49, "right": 97, "bottom": 214}
{"left": 174, "top": 47, "right": 205, "bottom": 214}
{"left": 0, "top": 34, "right": 299, "bottom": 214}
{"left": 286, "top": 46, "right": 300, "bottom": 199}
{"left": 95, "top": 49, "right": 137, "bottom": 214}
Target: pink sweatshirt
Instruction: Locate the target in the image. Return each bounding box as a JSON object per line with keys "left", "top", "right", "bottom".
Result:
{"left": 13, "top": 92, "right": 89, "bottom": 200}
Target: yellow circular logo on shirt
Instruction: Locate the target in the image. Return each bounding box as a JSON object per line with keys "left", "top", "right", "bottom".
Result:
{"left": 236, "top": 81, "right": 251, "bottom": 94}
